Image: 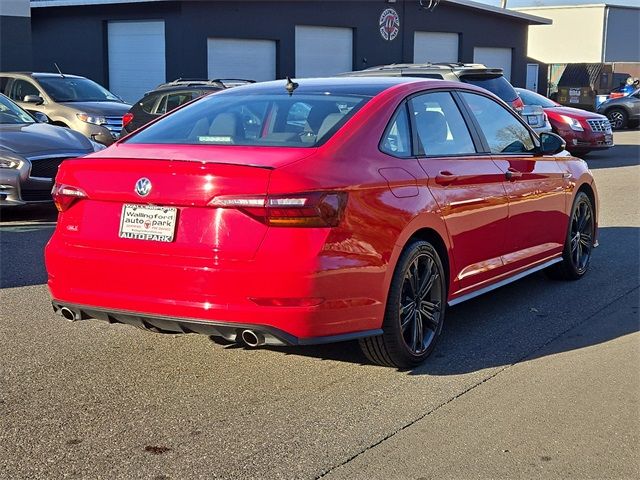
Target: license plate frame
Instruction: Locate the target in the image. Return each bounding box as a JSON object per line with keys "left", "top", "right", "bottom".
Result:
{"left": 119, "top": 204, "right": 178, "bottom": 242}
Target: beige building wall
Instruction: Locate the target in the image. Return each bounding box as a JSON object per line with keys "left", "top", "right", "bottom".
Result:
{"left": 518, "top": 6, "right": 605, "bottom": 63}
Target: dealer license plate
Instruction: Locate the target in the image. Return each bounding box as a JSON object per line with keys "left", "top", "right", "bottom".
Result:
{"left": 527, "top": 115, "right": 539, "bottom": 126}
{"left": 605, "top": 134, "right": 613, "bottom": 144}
{"left": 119, "top": 204, "right": 177, "bottom": 242}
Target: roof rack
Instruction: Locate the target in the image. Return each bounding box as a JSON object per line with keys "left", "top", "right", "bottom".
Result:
{"left": 156, "top": 78, "right": 256, "bottom": 89}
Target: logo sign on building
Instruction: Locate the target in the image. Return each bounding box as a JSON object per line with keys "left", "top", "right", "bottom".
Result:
{"left": 379, "top": 8, "right": 400, "bottom": 41}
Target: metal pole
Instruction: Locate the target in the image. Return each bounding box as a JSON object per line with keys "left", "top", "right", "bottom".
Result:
{"left": 501, "top": 0, "right": 508, "bottom": 8}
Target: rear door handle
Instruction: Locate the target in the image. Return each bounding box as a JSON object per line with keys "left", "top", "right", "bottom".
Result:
{"left": 435, "top": 171, "right": 458, "bottom": 185}
{"left": 505, "top": 168, "right": 523, "bottom": 181}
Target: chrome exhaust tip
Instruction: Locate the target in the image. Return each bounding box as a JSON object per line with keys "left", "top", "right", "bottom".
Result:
{"left": 59, "top": 306, "right": 79, "bottom": 322}
{"left": 240, "top": 329, "right": 265, "bottom": 347}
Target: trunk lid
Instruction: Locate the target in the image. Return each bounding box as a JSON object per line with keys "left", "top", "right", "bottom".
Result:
{"left": 54, "top": 146, "right": 315, "bottom": 260}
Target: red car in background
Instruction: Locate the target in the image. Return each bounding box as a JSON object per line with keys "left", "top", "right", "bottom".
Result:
{"left": 516, "top": 88, "right": 613, "bottom": 156}
{"left": 46, "top": 78, "right": 598, "bottom": 368}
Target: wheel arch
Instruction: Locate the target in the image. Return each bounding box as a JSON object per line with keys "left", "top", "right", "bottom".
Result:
{"left": 388, "top": 215, "right": 455, "bottom": 300}
{"left": 576, "top": 181, "right": 598, "bottom": 234}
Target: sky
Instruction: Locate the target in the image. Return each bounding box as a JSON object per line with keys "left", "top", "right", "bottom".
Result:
{"left": 474, "top": 0, "right": 640, "bottom": 7}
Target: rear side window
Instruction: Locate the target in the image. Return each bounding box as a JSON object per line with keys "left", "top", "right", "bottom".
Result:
{"left": 156, "top": 91, "right": 198, "bottom": 115}
{"left": 139, "top": 94, "right": 160, "bottom": 114}
{"left": 381, "top": 105, "right": 412, "bottom": 157}
{"left": 126, "top": 92, "right": 369, "bottom": 147}
{"left": 0, "top": 77, "right": 10, "bottom": 95}
{"left": 409, "top": 92, "right": 476, "bottom": 156}
{"left": 460, "top": 92, "right": 535, "bottom": 154}
{"left": 460, "top": 75, "right": 518, "bottom": 103}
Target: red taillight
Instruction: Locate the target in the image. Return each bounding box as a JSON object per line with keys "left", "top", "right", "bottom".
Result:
{"left": 52, "top": 184, "right": 87, "bottom": 212}
{"left": 209, "top": 192, "right": 347, "bottom": 227}
{"left": 122, "top": 112, "right": 134, "bottom": 128}
{"left": 513, "top": 97, "right": 525, "bottom": 112}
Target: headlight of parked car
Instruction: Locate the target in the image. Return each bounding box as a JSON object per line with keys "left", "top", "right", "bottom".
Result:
{"left": 77, "top": 113, "right": 107, "bottom": 125}
{"left": 0, "top": 150, "right": 24, "bottom": 169}
{"left": 89, "top": 139, "right": 107, "bottom": 152}
{"left": 559, "top": 115, "right": 584, "bottom": 131}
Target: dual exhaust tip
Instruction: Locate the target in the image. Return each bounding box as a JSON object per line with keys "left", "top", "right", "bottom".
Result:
{"left": 58, "top": 305, "right": 267, "bottom": 347}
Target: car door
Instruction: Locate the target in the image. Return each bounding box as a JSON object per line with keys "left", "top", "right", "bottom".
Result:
{"left": 409, "top": 91, "right": 510, "bottom": 292}
{"left": 458, "top": 91, "right": 567, "bottom": 271}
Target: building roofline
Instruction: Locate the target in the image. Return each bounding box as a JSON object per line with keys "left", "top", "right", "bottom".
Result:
{"left": 517, "top": 4, "right": 639, "bottom": 11}
{"left": 444, "top": 0, "right": 552, "bottom": 24}
{"left": 29, "top": 0, "right": 552, "bottom": 24}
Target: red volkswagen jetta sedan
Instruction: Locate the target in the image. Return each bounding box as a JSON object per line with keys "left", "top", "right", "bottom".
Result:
{"left": 46, "top": 78, "right": 598, "bottom": 368}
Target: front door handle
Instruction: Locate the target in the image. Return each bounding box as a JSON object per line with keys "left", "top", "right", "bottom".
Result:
{"left": 435, "top": 171, "right": 458, "bottom": 185}
{"left": 505, "top": 168, "right": 523, "bottom": 181}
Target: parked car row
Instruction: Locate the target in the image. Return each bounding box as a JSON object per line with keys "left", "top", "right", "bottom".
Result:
{"left": 0, "top": 93, "right": 101, "bottom": 206}
{"left": 0, "top": 72, "right": 131, "bottom": 146}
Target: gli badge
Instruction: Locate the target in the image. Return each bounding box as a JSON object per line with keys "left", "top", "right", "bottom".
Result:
{"left": 135, "top": 177, "right": 152, "bottom": 197}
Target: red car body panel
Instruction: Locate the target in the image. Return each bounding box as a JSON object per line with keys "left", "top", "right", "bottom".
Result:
{"left": 45, "top": 79, "right": 598, "bottom": 344}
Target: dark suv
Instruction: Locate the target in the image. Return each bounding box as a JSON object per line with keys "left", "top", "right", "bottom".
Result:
{"left": 120, "top": 79, "right": 254, "bottom": 136}
{"left": 340, "top": 63, "right": 525, "bottom": 112}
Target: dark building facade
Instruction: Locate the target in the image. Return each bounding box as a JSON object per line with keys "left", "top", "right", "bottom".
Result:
{"left": 0, "top": 0, "right": 32, "bottom": 71}
{"left": 28, "top": 0, "right": 549, "bottom": 102}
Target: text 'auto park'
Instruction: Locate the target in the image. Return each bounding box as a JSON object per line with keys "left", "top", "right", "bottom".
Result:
{"left": 1, "top": 1, "right": 639, "bottom": 479}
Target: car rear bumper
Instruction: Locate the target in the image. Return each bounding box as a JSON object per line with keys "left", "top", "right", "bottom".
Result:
{"left": 51, "top": 301, "right": 382, "bottom": 346}
{"left": 45, "top": 234, "right": 386, "bottom": 340}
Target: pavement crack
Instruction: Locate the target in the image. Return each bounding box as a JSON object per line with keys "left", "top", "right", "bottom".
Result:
{"left": 315, "top": 284, "right": 639, "bottom": 479}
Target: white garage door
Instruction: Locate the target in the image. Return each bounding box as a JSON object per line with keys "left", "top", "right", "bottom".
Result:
{"left": 414, "top": 32, "right": 459, "bottom": 63}
{"left": 474, "top": 47, "right": 512, "bottom": 81}
{"left": 108, "top": 21, "right": 166, "bottom": 103}
{"left": 295, "top": 26, "right": 353, "bottom": 77}
{"left": 207, "top": 38, "right": 276, "bottom": 82}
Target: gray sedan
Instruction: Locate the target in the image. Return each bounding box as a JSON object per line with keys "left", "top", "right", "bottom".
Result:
{"left": 597, "top": 89, "right": 640, "bottom": 130}
{"left": 0, "top": 94, "right": 102, "bottom": 206}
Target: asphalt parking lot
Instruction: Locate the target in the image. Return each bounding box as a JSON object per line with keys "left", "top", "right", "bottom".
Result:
{"left": 1, "top": 131, "right": 639, "bottom": 479}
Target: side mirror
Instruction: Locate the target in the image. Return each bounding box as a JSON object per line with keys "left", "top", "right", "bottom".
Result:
{"left": 32, "top": 111, "right": 49, "bottom": 123}
{"left": 539, "top": 132, "right": 566, "bottom": 155}
{"left": 23, "top": 95, "right": 44, "bottom": 105}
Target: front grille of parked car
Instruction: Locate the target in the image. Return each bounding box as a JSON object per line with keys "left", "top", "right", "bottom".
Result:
{"left": 587, "top": 119, "right": 612, "bottom": 133}
{"left": 29, "top": 157, "right": 69, "bottom": 179}
{"left": 104, "top": 116, "right": 124, "bottom": 138}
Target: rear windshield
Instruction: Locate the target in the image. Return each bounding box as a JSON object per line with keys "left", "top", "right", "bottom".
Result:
{"left": 126, "top": 92, "right": 370, "bottom": 147}
{"left": 460, "top": 75, "right": 518, "bottom": 103}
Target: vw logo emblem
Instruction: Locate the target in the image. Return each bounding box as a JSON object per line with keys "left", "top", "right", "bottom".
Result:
{"left": 135, "top": 177, "right": 152, "bottom": 197}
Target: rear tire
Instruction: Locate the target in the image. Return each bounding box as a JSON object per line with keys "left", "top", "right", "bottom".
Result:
{"left": 545, "top": 191, "right": 595, "bottom": 280}
{"left": 359, "top": 240, "right": 447, "bottom": 368}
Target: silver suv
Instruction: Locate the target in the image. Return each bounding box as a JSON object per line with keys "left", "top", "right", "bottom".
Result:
{"left": 0, "top": 72, "right": 131, "bottom": 145}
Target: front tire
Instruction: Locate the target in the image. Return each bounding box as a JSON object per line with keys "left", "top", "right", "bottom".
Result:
{"left": 606, "top": 108, "right": 628, "bottom": 130}
{"left": 546, "top": 191, "right": 595, "bottom": 280}
{"left": 359, "top": 240, "right": 446, "bottom": 368}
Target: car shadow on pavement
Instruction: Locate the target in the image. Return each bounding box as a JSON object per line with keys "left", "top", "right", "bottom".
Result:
{"left": 257, "top": 226, "right": 640, "bottom": 374}
{"left": 586, "top": 144, "right": 640, "bottom": 169}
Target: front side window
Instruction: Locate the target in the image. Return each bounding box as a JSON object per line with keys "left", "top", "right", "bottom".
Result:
{"left": 381, "top": 105, "right": 411, "bottom": 157}
{"left": 409, "top": 91, "right": 476, "bottom": 156}
{"left": 460, "top": 92, "right": 535, "bottom": 154}
{"left": 9, "top": 80, "right": 40, "bottom": 102}
{"left": 126, "top": 92, "right": 369, "bottom": 147}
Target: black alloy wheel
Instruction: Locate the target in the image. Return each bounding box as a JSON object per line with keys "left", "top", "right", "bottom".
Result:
{"left": 359, "top": 240, "right": 446, "bottom": 368}
{"left": 546, "top": 191, "right": 595, "bottom": 280}
{"left": 606, "top": 108, "right": 628, "bottom": 130}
